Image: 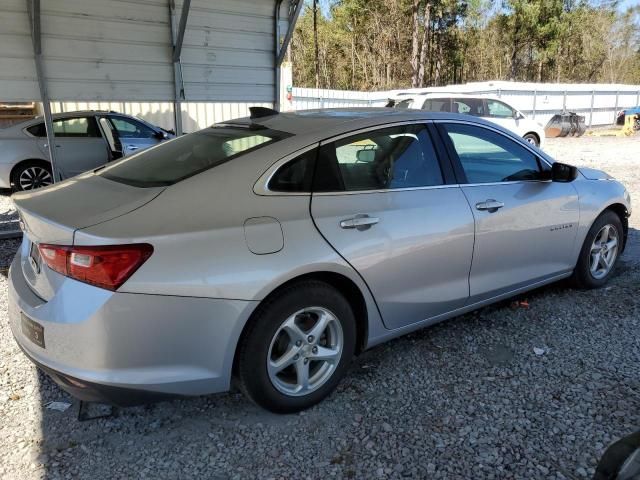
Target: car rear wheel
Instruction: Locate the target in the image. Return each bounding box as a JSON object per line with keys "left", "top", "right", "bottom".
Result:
{"left": 237, "top": 281, "right": 356, "bottom": 413}
{"left": 572, "top": 210, "right": 623, "bottom": 289}
{"left": 523, "top": 133, "right": 539, "bottom": 147}
{"left": 12, "top": 161, "right": 53, "bottom": 191}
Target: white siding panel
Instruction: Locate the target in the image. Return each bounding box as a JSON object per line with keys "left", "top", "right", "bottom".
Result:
{"left": 619, "top": 93, "right": 640, "bottom": 108}
{"left": 178, "top": 0, "right": 283, "bottom": 101}
{"left": 0, "top": 0, "right": 284, "bottom": 102}
{"left": 0, "top": 3, "right": 37, "bottom": 100}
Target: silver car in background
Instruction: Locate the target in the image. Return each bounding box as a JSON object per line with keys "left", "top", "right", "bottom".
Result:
{"left": 0, "top": 111, "right": 172, "bottom": 191}
{"left": 9, "top": 108, "right": 631, "bottom": 412}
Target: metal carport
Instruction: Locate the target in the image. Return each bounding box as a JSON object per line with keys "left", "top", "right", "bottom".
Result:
{"left": 0, "top": 0, "right": 302, "bottom": 179}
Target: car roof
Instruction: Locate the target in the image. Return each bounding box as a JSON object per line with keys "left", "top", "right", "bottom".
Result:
{"left": 14, "top": 110, "right": 135, "bottom": 126}
{"left": 394, "top": 92, "right": 505, "bottom": 102}
{"left": 0, "top": 111, "right": 159, "bottom": 135}
{"left": 218, "top": 107, "right": 503, "bottom": 138}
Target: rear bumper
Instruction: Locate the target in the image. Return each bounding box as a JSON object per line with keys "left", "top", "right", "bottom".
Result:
{"left": 9, "top": 249, "right": 258, "bottom": 405}
{"left": 15, "top": 339, "right": 177, "bottom": 406}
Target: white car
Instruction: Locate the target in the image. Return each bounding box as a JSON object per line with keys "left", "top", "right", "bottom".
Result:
{"left": 0, "top": 111, "right": 173, "bottom": 191}
{"left": 387, "top": 93, "right": 546, "bottom": 149}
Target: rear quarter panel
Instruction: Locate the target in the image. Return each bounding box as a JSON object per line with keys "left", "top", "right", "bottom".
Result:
{"left": 0, "top": 137, "right": 47, "bottom": 164}
{"left": 0, "top": 138, "right": 48, "bottom": 187}
{"left": 74, "top": 152, "right": 386, "bottom": 343}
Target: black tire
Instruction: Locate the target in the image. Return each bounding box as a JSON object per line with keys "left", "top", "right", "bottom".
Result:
{"left": 237, "top": 281, "right": 356, "bottom": 413}
{"left": 571, "top": 210, "right": 623, "bottom": 289}
{"left": 11, "top": 160, "right": 53, "bottom": 192}
{"left": 523, "top": 133, "right": 540, "bottom": 147}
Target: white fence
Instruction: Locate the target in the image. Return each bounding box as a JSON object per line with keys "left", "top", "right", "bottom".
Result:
{"left": 291, "top": 81, "right": 640, "bottom": 127}
{"left": 51, "top": 81, "right": 640, "bottom": 131}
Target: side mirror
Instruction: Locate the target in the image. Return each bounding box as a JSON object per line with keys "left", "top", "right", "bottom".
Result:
{"left": 154, "top": 130, "right": 168, "bottom": 140}
{"left": 513, "top": 111, "right": 525, "bottom": 120}
{"left": 551, "top": 162, "right": 578, "bottom": 182}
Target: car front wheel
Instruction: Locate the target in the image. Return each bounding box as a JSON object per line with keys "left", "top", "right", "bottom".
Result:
{"left": 237, "top": 281, "right": 356, "bottom": 413}
{"left": 572, "top": 210, "right": 623, "bottom": 289}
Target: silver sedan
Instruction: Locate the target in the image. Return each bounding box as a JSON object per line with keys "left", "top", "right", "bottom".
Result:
{"left": 9, "top": 108, "right": 631, "bottom": 412}
{"left": 0, "top": 111, "right": 172, "bottom": 191}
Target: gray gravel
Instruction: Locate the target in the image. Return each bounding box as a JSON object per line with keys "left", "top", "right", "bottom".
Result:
{"left": 0, "top": 189, "right": 19, "bottom": 234}
{"left": 0, "top": 136, "right": 639, "bottom": 479}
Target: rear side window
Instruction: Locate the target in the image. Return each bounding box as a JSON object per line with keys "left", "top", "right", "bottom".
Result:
{"left": 26, "top": 123, "right": 45, "bottom": 137}
{"left": 98, "top": 126, "right": 292, "bottom": 187}
{"left": 394, "top": 99, "right": 414, "bottom": 109}
{"left": 268, "top": 149, "right": 316, "bottom": 192}
{"left": 27, "top": 117, "right": 100, "bottom": 138}
{"left": 422, "top": 98, "right": 451, "bottom": 112}
{"left": 315, "top": 125, "right": 443, "bottom": 192}
{"left": 452, "top": 98, "right": 485, "bottom": 116}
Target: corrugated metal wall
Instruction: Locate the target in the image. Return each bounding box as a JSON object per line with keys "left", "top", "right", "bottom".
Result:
{"left": 0, "top": 0, "right": 286, "bottom": 103}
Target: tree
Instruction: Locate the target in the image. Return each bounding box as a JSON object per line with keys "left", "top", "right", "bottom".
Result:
{"left": 290, "top": 0, "right": 640, "bottom": 89}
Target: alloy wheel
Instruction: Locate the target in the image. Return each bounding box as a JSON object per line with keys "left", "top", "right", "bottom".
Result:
{"left": 589, "top": 224, "right": 619, "bottom": 280}
{"left": 19, "top": 166, "right": 52, "bottom": 190}
{"left": 267, "top": 306, "right": 343, "bottom": 397}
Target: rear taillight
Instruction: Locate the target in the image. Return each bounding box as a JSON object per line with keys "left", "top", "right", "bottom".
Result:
{"left": 38, "top": 244, "right": 153, "bottom": 291}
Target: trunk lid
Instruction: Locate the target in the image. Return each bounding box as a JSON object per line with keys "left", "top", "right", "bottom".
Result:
{"left": 13, "top": 173, "right": 164, "bottom": 300}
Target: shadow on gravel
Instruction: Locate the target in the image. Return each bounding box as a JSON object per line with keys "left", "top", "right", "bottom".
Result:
{"left": 4, "top": 226, "right": 638, "bottom": 479}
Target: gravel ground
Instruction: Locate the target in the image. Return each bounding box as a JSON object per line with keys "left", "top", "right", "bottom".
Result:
{"left": 0, "top": 136, "right": 638, "bottom": 480}
{"left": 0, "top": 188, "right": 19, "bottom": 234}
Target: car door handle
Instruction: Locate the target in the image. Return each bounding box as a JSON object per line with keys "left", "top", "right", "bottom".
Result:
{"left": 339, "top": 215, "right": 380, "bottom": 230}
{"left": 475, "top": 199, "right": 504, "bottom": 212}
{"left": 126, "top": 145, "right": 139, "bottom": 151}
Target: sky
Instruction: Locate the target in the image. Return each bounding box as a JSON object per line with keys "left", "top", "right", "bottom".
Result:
{"left": 619, "top": 0, "right": 638, "bottom": 10}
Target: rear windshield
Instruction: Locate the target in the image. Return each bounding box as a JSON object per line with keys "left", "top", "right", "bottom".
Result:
{"left": 98, "top": 126, "right": 292, "bottom": 187}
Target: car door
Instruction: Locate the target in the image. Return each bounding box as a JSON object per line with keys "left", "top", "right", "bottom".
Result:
{"left": 437, "top": 121, "right": 579, "bottom": 301}
{"left": 310, "top": 123, "right": 475, "bottom": 329}
{"left": 107, "top": 115, "right": 162, "bottom": 156}
{"left": 35, "top": 116, "right": 109, "bottom": 178}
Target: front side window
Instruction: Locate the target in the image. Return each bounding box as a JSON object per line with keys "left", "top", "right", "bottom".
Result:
{"left": 109, "top": 116, "right": 157, "bottom": 139}
{"left": 486, "top": 100, "right": 515, "bottom": 118}
{"left": 98, "top": 126, "right": 292, "bottom": 187}
{"left": 27, "top": 117, "right": 100, "bottom": 138}
{"left": 442, "top": 123, "right": 541, "bottom": 184}
{"left": 315, "top": 125, "right": 443, "bottom": 192}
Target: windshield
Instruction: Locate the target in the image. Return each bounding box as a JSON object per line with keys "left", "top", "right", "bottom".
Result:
{"left": 98, "top": 126, "right": 292, "bottom": 187}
